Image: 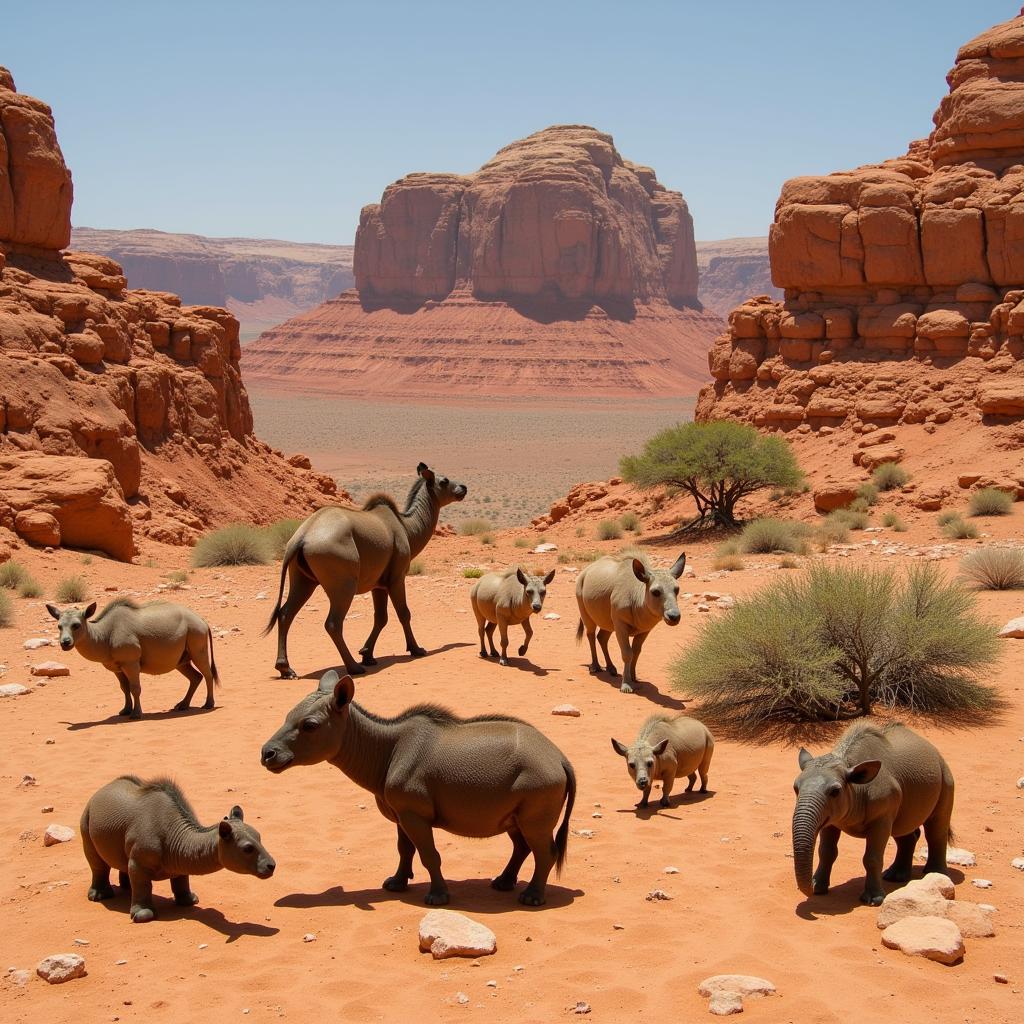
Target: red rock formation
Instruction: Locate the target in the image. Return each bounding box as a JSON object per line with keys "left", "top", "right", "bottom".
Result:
{"left": 695, "top": 237, "right": 781, "bottom": 317}
{"left": 245, "top": 126, "right": 723, "bottom": 397}
{"left": 0, "top": 68, "right": 341, "bottom": 559}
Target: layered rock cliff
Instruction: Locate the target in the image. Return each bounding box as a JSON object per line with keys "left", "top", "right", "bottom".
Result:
{"left": 0, "top": 68, "right": 339, "bottom": 560}
{"left": 695, "top": 237, "right": 779, "bottom": 316}
{"left": 245, "top": 126, "right": 724, "bottom": 397}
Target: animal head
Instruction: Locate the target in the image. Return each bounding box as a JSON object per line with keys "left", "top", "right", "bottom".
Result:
{"left": 611, "top": 735, "right": 670, "bottom": 791}
{"left": 792, "top": 747, "right": 882, "bottom": 827}
{"left": 46, "top": 602, "right": 98, "bottom": 651}
{"left": 216, "top": 806, "right": 276, "bottom": 879}
{"left": 261, "top": 670, "right": 355, "bottom": 773}
{"left": 516, "top": 567, "right": 555, "bottom": 613}
{"left": 417, "top": 462, "right": 468, "bottom": 506}
{"left": 631, "top": 552, "right": 686, "bottom": 625}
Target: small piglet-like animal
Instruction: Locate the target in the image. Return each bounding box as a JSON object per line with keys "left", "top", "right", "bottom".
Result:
{"left": 471, "top": 567, "right": 555, "bottom": 665}
{"left": 81, "top": 775, "right": 276, "bottom": 922}
{"left": 612, "top": 714, "right": 715, "bottom": 809}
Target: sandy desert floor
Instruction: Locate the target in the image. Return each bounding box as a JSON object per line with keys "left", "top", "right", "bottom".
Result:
{"left": 1, "top": 503, "right": 1022, "bottom": 1024}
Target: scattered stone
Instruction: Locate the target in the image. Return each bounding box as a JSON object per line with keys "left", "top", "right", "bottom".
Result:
{"left": 876, "top": 875, "right": 951, "bottom": 928}
{"left": 576, "top": 829, "right": 596, "bottom": 838}
{"left": 302, "top": 933, "right": 316, "bottom": 943}
{"left": 41, "top": 805, "right": 54, "bottom": 813}
{"left": 698, "top": 975, "right": 776, "bottom": 1016}
{"left": 419, "top": 910, "right": 496, "bottom": 960}
{"left": 716, "top": 595, "right": 736, "bottom": 610}
{"left": 30, "top": 662, "right": 70, "bottom": 677}
{"left": 36, "top": 953, "right": 87, "bottom": 984}
{"left": 73, "top": 938, "right": 89, "bottom": 946}
{"left": 945, "top": 901, "right": 996, "bottom": 938}
{"left": 551, "top": 704, "right": 581, "bottom": 717}
{"left": 572, "top": 1001, "right": 592, "bottom": 1014}
{"left": 1011, "top": 858, "right": 1024, "bottom": 871}
{"left": 708, "top": 992, "right": 743, "bottom": 1016}
{"left": 456, "top": 992, "right": 469, "bottom": 1005}
{"left": 972, "top": 878, "right": 993, "bottom": 889}
{"left": 663, "top": 866, "right": 680, "bottom": 874}
{"left": 533, "top": 543, "right": 558, "bottom": 554}
{"left": 254, "top": 592, "right": 267, "bottom": 600}
{"left": 994, "top": 973, "right": 1009, "bottom": 984}
{"left": 997, "top": 616, "right": 1024, "bottom": 639}
{"left": 543, "top": 612, "right": 561, "bottom": 620}
{"left": 486, "top": 980, "right": 496, "bottom": 988}
{"left": 1016, "top": 776, "right": 1024, "bottom": 789}
{"left": 697, "top": 603, "right": 711, "bottom": 613}
{"left": 916, "top": 845, "right": 975, "bottom": 867}
{"left": 645, "top": 890, "right": 672, "bottom": 901}
{"left": 20, "top": 774, "right": 37, "bottom": 787}
{"left": 43, "top": 824, "right": 75, "bottom": 846}
{"left": 0, "top": 684, "right": 30, "bottom": 698}
{"left": 23, "top": 638, "right": 52, "bottom": 650}
{"left": 880, "top": 916, "right": 964, "bottom": 965}
{"left": 8, "top": 969, "right": 31, "bottom": 987}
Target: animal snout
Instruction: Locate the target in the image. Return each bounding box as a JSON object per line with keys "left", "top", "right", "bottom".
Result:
{"left": 664, "top": 610, "right": 681, "bottom": 625}
{"left": 454, "top": 484, "right": 468, "bottom": 499}
{"left": 531, "top": 602, "right": 542, "bottom": 613}
{"left": 261, "top": 745, "right": 291, "bottom": 772}
{"left": 636, "top": 778, "right": 648, "bottom": 790}
{"left": 259, "top": 860, "right": 276, "bottom": 878}
{"left": 60, "top": 637, "right": 73, "bottom": 650}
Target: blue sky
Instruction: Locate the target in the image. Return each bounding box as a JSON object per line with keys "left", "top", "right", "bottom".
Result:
{"left": 5, "top": 0, "right": 1014, "bottom": 244}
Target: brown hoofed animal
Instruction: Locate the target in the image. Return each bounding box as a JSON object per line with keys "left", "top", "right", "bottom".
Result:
{"left": 471, "top": 567, "right": 556, "bottom": 665}
{"left": 261, "top": 670, "right": 576, "bottom": 907}
{"left": 47, "top": 599, "right": 219, "bottom": 719}
{"left": 792, "top": 722, "right": 955, "bottom": 906}
{"left": 264, "top": 463, "right": 467, "bottom": 678}
{"left": 575, "top": 552, "right": 686, "bottom": 693}
{"left": 611, "top": 714, "right": 714, "bottom": 809}
{"left": 81, "top": 775, "right": 276, "bottom": 923}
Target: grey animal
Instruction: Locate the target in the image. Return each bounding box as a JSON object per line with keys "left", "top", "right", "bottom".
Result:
{"left": 261, "top": 670, "right": 575, "bottom": 907}
{"left": 611, "top": 714, "right": 714, "bottom": 808}
{"left": 264, "top": 463, "right": 467, "bottom": 679}
{"left": 792, "top": 722, "right": 955, "bottom": 906}
{"left": 47, "top": 599, "right": 219, "bottom": 719}
{"left": 575, "top": 552, "right": 686, "bottom": 693}
{"left": 81, "top": 775, "right": 276, "bottom": 923}
{"left": 471, "top": 567, "right": 556, "bottom": 665}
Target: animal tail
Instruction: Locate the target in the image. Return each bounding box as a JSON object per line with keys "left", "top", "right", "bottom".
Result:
{"left": 554, "top": 759, "right": 576, "bottom": 877}
{"left": 575, "top": 618, "right": 584, "bottom": 644}
{"left": 262, "top": 539, "right": 302, "bottom": 638}
{"left": 208, "top": 627, "right": 220, "bottom": 687}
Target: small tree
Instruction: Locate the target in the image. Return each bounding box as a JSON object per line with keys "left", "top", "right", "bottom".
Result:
{"left": 620, "top": 420, "right": 804, "bottom": 529}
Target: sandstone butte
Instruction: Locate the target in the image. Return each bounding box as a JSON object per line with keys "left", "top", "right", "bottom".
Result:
{"left": 696, "top": 8, "right": 1024, "bottom": 483}
{"left": 243, "top": 125, "right": 725, "bottom": 398}
{"left": 0, "top": 67, "right": 341, "bottom": 561}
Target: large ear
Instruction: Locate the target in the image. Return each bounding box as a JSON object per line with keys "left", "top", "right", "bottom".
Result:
{"left": 611, "top": 738, "right": 629, "bottom": 758}
{"left": 83, "top": 601, "right": 98, "bottom": 619}
{"left": 543, "top": 569, "right": 556, "bottom": 585}
{"left": 516, "top": 567, "right": 528, "bottom": 586}
{"left": 46, "top": 603, "right": 61, "bottom": 620}
{"left": 218, "top": 819, "right": 233, "bottom": 840}
{"left": 318, "top": 669, "right": 340, "bottom": 694}
{"left": 669, "top": 552, "right": 687, "bottom": 579}
{"left": 847, "top": 760, "right": 882, "bottom": 785}
{"left": 632, "top": 558, "right": 650, "bottom": 583}
{"left": 651, "top": 738, "right": 670, "bottom": 757}
{"left": 332, "top": 674, "right": 356, "bottom": 712}
{"left": 798, "top": 747, "right": 813, "bottom": 769}
{"left": 229, "top": 805, "right": 244, "bottom": 821}
{"left": 417, "top": 462, "right": 435, "bottom": 484}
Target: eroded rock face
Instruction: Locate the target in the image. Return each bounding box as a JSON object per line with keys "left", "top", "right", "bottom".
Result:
{"left": 696, "top": 11, "right": 1024, "bottom": 438}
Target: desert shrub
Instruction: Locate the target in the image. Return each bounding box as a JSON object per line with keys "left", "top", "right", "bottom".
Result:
{"left": 597, "top": 520, "right": 623, "bottom": 541}
{"left": 408, "top": 560, "right": 426, "bottom": 576}
{"left": 621, "top": 420, "right": 804, "bottom": 528}
{"left": 17, "top": 577, "right": 43, "bottom": 599}
{"left": 620, "top": 511, "right": 641, "bottom": 533}
{"left": 575, "top": 526, "right": 586, "bottom": 538}
{"left": 192, "top": 525, "right": 270, "bottom": 567}
{"left": 459, "top": 518, "right": 492, "bottom": 537}
{"left": 872, "top": 463, "right": 910, "bottom": 491}
{"left": 480, "top": 533, "right": 495, "bottom": 546}
{"left": 55, "top": 575, "right": 89, "bottom": 602}
{"left": 969, "top": 487, "right": 1013, "bottom": 517}
{"left": 167, "top": 570, "right": 189, "bottom": 584}
{"left": 673, "top": 563, "right": 999, "bottom": 730}
{"left": 942, "top": 515, "right": 978, "bottom": 540}
{"left": 849, "top": 497, "right": 871, "bottom": 514}
{"left": 778, "top": 556, "right": 800, "bottom": 569}
{"left": 856, "top": 483, "right": 879, "bottom": 506}
{"left": 513, "top": 537, "right": 530, "bottom": 548}
{"left": 462, "top": 567, "right": 484, "bottom": 579}
{"left": 717, "top": 539, "right": 740, "bottom": 557}
{"left": 714, "top": 553, "right": 745, "bottom": 572}
{"left": 0, "top": 561, "right": 29, "bottom": 589}
{"left": 737, "top": 518, "right": 811, "bottom": 554}
{"left": 815, "top": 514, "right": 851, "bottom": 548}
{"left": 937, "top": 510, "right": 961, "bottom": 527}
{"left": 80, "top": 554, "right": 93, "bottom": 566}
{"left": 841, "top": 509, "right": 869, "bottom": 530}
{"left": 960, "top": 548, "right": 1024, "bottom": 590}
{"left": 882, "top": 512, "right": 907, "bottom": 531}
{"left": 263, "top": 518, "right": 302, "bottom": 558}
{"left": 0, "top": 589, "right": 10, "bottom": 627}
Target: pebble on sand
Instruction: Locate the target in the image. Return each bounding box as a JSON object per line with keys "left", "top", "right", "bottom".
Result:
{"left": 30, "top": 662, "right": 70, "bottom": 677}
{"left": 418, "top": 910, "right": 496, "bottom": 960}
{"left": 915, "top": 845, "right": 976, "bottom": 867}
{"left": 645, "top": 889, "right": 672, "bottom": 901}
{"left": 997, "top": 616, "right": 1024, "bottom": 638}
{"left": 36, "top": 953, "right": 87, "bottom": 984}
{"left": 698, "top": 975, "right": 776, "bottom": 1016}
{"left": 23, "top": 638, "right": 52, "bottom": 650}
{"left": 43, "top": 824, "right": 75, "bottom": 847}
{"left": 880, "top": 916, "right": 965, "bottom": 965}
{"left": 0, "top": 684, "right": 30, "bottom": 697}
{"left": 551, "top": 704, "right": 581, "bottom": 717}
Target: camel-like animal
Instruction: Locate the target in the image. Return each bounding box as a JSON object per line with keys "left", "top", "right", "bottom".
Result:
{"left": 264, "top": 462, "right": 467, "bottom": 678}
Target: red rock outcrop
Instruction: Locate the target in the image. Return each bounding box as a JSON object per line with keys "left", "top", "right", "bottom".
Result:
{"left": 697, "top": 10, "right": 1024, "bottom": 443}
{"left": 245, "top": 126, "right": 723, "bottom": 397}
{"left": 695, "top": 237, "right": 781, "bottom": 316}
{"left": 0, "top": 68, "right": 342, "bottom": 559}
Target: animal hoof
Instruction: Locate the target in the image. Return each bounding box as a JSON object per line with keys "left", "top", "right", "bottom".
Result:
{"left": 498, "top": 658, "right": 508, "bottom": 667}
{"left": 588, "top": 665, "right": 601, "bottom": 675}
{"left": 382, "top": 876, "right": 409, "bottom": 892}
{"left": 812, "top": 882, "right": 830, "bottom": 896}
{"left": 490, "top": 876, "right": 516, "bottom": 892}
{"left": 131, "top": 907, "right": 155, "bottom": 923}
{"left": 860, "top": 891, "right": 885, "bottom": 906}
{"left": 479, "top": 651, "right": 489, "bottom": 660}
{"left": 424, "top": 891, "right": 450, "bottom": 906}
{"left": 202, "top": 699, "right": 215, "bottom": 710}
{"left": 118, "top": 707, "right": 132, "bottom": 717}
{"left": 175, "top": 891, "right": 200, "bottom": 907}
{"left": 882, "top": 868, "right": 912, "bottom": 883}
{"left": 361, "top": 655, "right": 377, "bottom": 666}
{"left": 619, "top": 683, "right": 634, "bottom": 694}
{"left": 659, "top": 796, "right": 671, "bottom": 808}
{"left": 635, "top": 799, "right": 650, "bottom": 809}
{"left": 276, "top": 666, "right": 298, "bottom": 680}
{"left": 173, "top": 700, "right": 190, "bottom": 712}
{"left": 129, "top": 710, "right": 142, "bottom": 720}
{"left": 408, "top": 646, "right": 427, "bottom": 658}
{"left": 517, "top": 645, "right": 527, "bottom": 657}
{"left": 348, "top": 664, "right": 366, "bottom": 676}
{"left": 88, "top": 886, "right": 115, "bottom": 902}
{"left": 518, "top": 890, "right": 545, "bottom": 907}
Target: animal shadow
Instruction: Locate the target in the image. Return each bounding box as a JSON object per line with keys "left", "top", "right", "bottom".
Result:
{"left": 64, "top": 705, "right": 218, "bottom": 731}
{"left": 294, "top": 642, "right": 474, "bottom": 680}
{"left": 94, "top": 891, "right": 278, "bottom": 941}
{"left": 795, "top": 867, "right": 966, "bottom": 921}
{"left": 615, "top": 789, "right": 715, "bottom": 821}
{"left": 586, "top": 669, "right": 687, "bottom": 710}
{"left": 477, "top": 653, "right": 551, "bottom": 677}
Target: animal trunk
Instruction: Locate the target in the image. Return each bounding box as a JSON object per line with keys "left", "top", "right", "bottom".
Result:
{"left": 554, "top": 760, "right": 576, "bottom": 876}
{"left": 792, "top": 794, "right": 827, "bottom": 897}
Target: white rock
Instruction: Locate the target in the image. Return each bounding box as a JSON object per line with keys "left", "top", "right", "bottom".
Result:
{"left": 972, "top": 878, "right": 993, "bottom": 889}
{"left": 645, "top": 889, "right": 672, "bottom": 901}
{"left": 699, "top": 975, "right": 775, "bottom": 1015}
{"left": 36, "top": 953, "right": 86, "bottom": 984}
{"left": 543, "top": 612, "right": 561, "bottom": 620}
{"left": 708, "top": 992, "right": 743, "bottom": 1016}
{"left": 43, "top": 824, "right": 75, "bottom": 846}
{"left": 23, "top": 638, "right": 52, "bottom": 650}
{"left": 716, "top": 596, "right": 736, "bottom": 610}
{"left": 916, "top": 845, "right": 976, "bottom": 867}
{"left": 302, "top": 933, "right": 316, "bottom": 943}
{"left": 254, "top": 592, "right": 268, "bottom": 600}
{"left": 572, "top": 1002, "right": 592, "bottom": 1015}
{"left": 997, "top": 616, "right": 1024, "bottom": 638}
{"left": 1016, "top": 776, "right": 1024, "bottom": 790}
{"left": 0, "top": 684, "right": 29, "bottom": 698}
{"left": 532, "top": 543, "right": 558, "bottom": 553}
{"left": 663, "top": 866, "right": 680, "bottom": 874}
{"left": 456, "top": 992, "right": 469, "bottom": 1005}
{"left": 1011, "top": 857, "right": 1024, "bottom": 871}
{"left": 880, "top": 916, "right": 964, "bottom": 965}
{"left": 551, "top": 704, "right": 581, "bottom": 717}
{"left": 8, "top": 969, "right": 31, "bottom": 987}
{"left": 418, "top": 910, "right": 496, "bottom": 960}
{"left": 30, "top": 662, "right": 70, "bottom": 677}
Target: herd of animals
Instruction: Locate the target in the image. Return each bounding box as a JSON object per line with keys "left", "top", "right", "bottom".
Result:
{"left": 42, "top": 463, "right": 956, "bottom": 926}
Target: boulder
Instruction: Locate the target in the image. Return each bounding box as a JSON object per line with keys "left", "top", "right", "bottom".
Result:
{"left": 36, "top": 953, "right": 87, "bottom": 985}
{"left": 418, "top": 910, "right": 496, "bottom": 960}
{"left": 998, "top": 617, "right": 1024, "bottom": 638}
{"left": 698, "top": 975, "right": 776, "bottom": 1015}
{"left": 813, "top": 482, "right": 860, "bottom": 513}
{"left": 880, "top": 916, "right": 965, "bottom": 965}
{"left": 31, "top": 661, "right": 70, "bottom": 677}
{"left": 0, "top": 683, "right": 30, "bottom": 697}
{"left": 43, "top": 824, "right": 75, "bottom": 846}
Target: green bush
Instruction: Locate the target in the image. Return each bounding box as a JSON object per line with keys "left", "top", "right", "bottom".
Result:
{"left": 55, "top": 575, "right": 89, "bottom": 602}
{"left": 263, "top": 518, "right": 302, "bottom": 558}
{"left": 408, "top": 559, "right": 426, "bottom": 576}
{"left": 0, "top": 561, "right": 29, "bottom": 589}
{"left": 0, "top": 588, "right": 10, "bottom": 626}
{"left": 856, "top": 483, "right": 879, "bottom": 506}
{"left": 192, "top": 525, "right": 270, "bottom": 567}
{"left": 462, "top": 567, "right": 485, "bottom": 579}
{"left": 621, "top": 419, "right": 805, "bottom": 528}
{"left": 969, "top": 487, "right": 1013, "bottom": 517}
{"left": 673, "top": 563, "right": 999, "bottom": 731}
{"left": 882, "top": 512, "right": 907, "bottom": 532}
{"left": 620, "top": 511, "right": 642, "bottom": 533}
{"left": 872, "top": 463, "right": 910, "bottom": 491}
{"left": 960, "top": 548, "right": 1024, "bottom": 590}
{"left": 737, "top": 518, "right": 811, "bottom": 554}
{"left": 942, "top": 515, "right": 978, "bottom": 540}
{"left": 597, "top": 520, "right": 623, "bottom": 541}
{"left": 17, "top": 577, "right": 43, "bottom": 599}
{"left": 459, "top": 518, "right": 492, "bottom": 537}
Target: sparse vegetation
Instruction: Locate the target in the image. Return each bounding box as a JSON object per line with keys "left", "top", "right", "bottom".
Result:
{"left": 872, "top": 463, "right": 910, "bottom": 491}
{"left": 714, "top": 553, "right": 745, "bottom": 572}
{"left": 17, "top": 578, "right": 43, "bottom": 599}
{"left": 513, "top": 537, "right": 530, "bottom": 548}
{"left": 778, "top": 556, "right": 800, "bottom": 569}
{"left": 0, "top": 561, "right": 29, "bottom": 590}
{"left": 80, "top": 554, "right": 93, "bottom": 566}
{"left": 0, "top": 589, "right": 10, "bottom": 627}
{"left": 960, "top": 548, "right": 1024, "bottom": 590}
{"left": 167, "top": 570, "right": 189, "bottom": 584}
{"left": 408, "top": 559, "right": 426, "bottom": 576}
{"left": 575, "top": 526, "right": 586, "bottom": 538}
{"left": 192, "top": 525, "right": 270, "bottom": 567}
{"left": 849, "top": 497, "right": 871, "bottom": 514}
{"left": 882, "top": 512, "right": 907, "bottom": 531}
{"left": 459, "top": 518, "right": 493, "bottom": 537}
{"left": 815, "top": 514, "right": 851, "bottom": 548}
{"left": 942, "top": 515, "right": 979, "bottom": 540}
{"left": 462, "top": 567, "right": 485, "bottom": 579}
{"left": 480, "top": 533, "right": 495, "bottom": 546}
{"left": 856, "top": 483, "right": 879, "bottom": 506}
{"left": 55, "top": 575, "right": 89, "bottom": 603}
{"left": 263, "top": 518, "right": 302, "bottom": 558}
{"left": 736, "top": 518, "right": 811, "bottom": 555}
{"left": 620, "top": 420, "right": 804, "bottom": 529}
{"left": 672, "top": 563, "right": 1000, "bottom": 731}
{"left": 597, "top": 520, "right": 623, "bottom": 541}
{"left": 620, "top": 511, "right": 641, "bottom": 533}
{"left": 969, "top": 487, "right": 1014, "bottom": 517}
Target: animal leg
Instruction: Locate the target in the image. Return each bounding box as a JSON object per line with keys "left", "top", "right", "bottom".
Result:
{"left": 635, "top": 783, "right": 652, "bottom": 809}
{"left": 187, "top": 633, "right": 217, "bottom": 709}
{"left": 813, "top": 825, "right": 841, "bottom": 895}
{"left": 597, "top": 629, "right": 617, "bottom": 677}
{"left": 518, "top": 618, "right": 533, "bottom": 658}
{"left": 173, "top": 659, "right": 204, "bottom": 712}
{"left": 274, "top": 565, "right": 318, "bottom": 679}
{"left": 388, "top": 578, "right": 426, "bottom": 657}
{"left": 115, "top": 671, "right": 132, "bottom": 717}
{"left": 859, "top": 821, "right": 892, "bottom": 905}
{"left": 483, "top": 621, "right": 499, "bottom": 657}
{"left": 128, "top": 860, "right": 156, "bottom": 922}
{"left": 171, "top": 874, "right": 199, "bottom": 907}
{"left": 122, "top": 661, "right": 144, "bottom": 720}
{"left": 397, "top": 812, "right": 448, "bottom": 905}
{"left": 473, "top": 604, "right": 490, "bottom": 658}
{"left": 359, "top": 588, "right": 389, "bottom": 665}
{"left": 491, "top": 829, "right": 531, "bottom": 891}
{"left": 613, "top": 624, "right": 634, "bottom": 693}
{"left": 624, "top": 629, "right": 650, "bottom": 693}
{"left": 697, "top": 747, "right": 712, "bottom": 792}
{"left": 517, "top": 821, "right": 557, "bottom": 907}
{"left": 323, "top": 579, "right": 366, "bottom": 676}
{"left": 685, "top": 772, "right": 697, "bottom": 793}
{"left": 382, "top": 825, "right": 416, "bottom": 892}
{"left": 922, "top": 776, "right": 954, "bottom": 877}
{"left": 497, "top": 617, "right": 511, "bottom": 666}
{"left": 119, "top": 871, "right": 130, "bottom": 891}
{"left": 883, "top": 828, "right": 920, "bottom": 884}
{"left": 659, "top": 770, "right": 677, "bottom": 808}
{"left": 82, "top": 826, "right": 114, "bottom": 902}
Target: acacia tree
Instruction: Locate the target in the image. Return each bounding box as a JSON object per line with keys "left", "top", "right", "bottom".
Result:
{"left": 620, "top": 420, "right": 804, "bottom": 529}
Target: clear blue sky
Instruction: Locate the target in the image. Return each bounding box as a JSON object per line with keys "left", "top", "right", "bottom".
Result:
{"left": 4, "top": 0, "right": 1015, "bottom": 244}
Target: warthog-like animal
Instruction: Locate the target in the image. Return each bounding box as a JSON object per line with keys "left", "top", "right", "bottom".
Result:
{"left": 471, "top": 567, "right": 555, "bottom": 665}
{"left": 792, "top": 722, "right": 954, "bottom": 906}
{"left": 47, "top": 599, "right": 219, "bottom": 719}
{"left": 575, "top": 552, "right": 686, "bottom": 693}
{"left": 81, "top": 775, "right": 276, "bottom": 922}
{"left": 612, "top": 714, "right": 714, "bottom": 809}
{"left": 264, "top": 463, "right": 467, "bottom": 678}
{"left": 261, "top": 670, "right": 576, "bottom": 907}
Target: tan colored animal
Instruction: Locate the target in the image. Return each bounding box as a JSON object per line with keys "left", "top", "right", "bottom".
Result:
{"left": 575, "top": 552, "right": 686, "bottom": 693}
{"left": 261, "top": 670, "right": 576, "bottom": 907}
{"left": 47, "top": 599, "right": 219, "bottom": 719}
{"left": 612, "top": 714, "right": 714, "bottom": 808}
{"left": 471, "top": 567, "right": 555, "bottom": 665}
{"left": 264, "top": 463, "right": 467, "bottom": 678}
{"left": 81, "top": 775, "right": 276, "bottom": 922}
